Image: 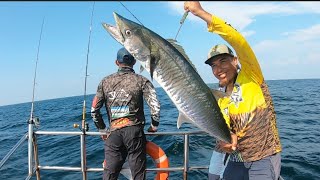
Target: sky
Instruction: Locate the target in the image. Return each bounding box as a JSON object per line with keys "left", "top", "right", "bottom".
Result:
{"left": 1, "top": 1, "right": 320, "bottom": 106}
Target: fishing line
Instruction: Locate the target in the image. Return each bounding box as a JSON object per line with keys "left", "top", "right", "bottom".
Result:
{"left": 118, "top": 1, "right": 189, "bottom": 43}
{"left": 81, "top": 1, "right": 95, "bottom": 132}
{"left": 119, "top": 1, "right": 144, "bottom": 26}
{"left": 116, "top": 2, "right": 194, "bottom": 79}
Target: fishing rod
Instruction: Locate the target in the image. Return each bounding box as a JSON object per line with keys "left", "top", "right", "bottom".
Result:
{"left": 174, "top": 11, "right": 189, "bottom": 40}
{"left": 29, "top": 17, "right": 45, "bottom": 127}
{"left": 74, "top": 2, "right": 95, "bottom": 133}
{"left": 74, "top": 2, "right": 95, "bottom": 180}
{"left": 28, "top": 17, "right": 45, "bottom": 176}
{"left": 0, "top": 17, "right": 45, "bottom": 176}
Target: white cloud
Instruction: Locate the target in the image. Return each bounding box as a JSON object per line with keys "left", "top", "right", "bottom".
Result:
{"left": 255, "top": 24, "right": 320, "bottom": 63}
{"left": 254, "top": 24, "right": 320, "bottom": 80}
{"left": 167, "top": 1, "right": 320, "bottom": 80}
{"left": 241, "top": 30, "right": 256, "bottom": 38}
{"left": 293, "top": 2, "right": 320, "bottom": 13}
{"left": 167, "top": 2, "right": 320, "bottom": 31}
{"left": 283, "top": 24, "right": 320, "bottom": 42}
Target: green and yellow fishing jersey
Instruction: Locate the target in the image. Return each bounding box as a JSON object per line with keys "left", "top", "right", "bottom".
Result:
{"left": 208, "top": 15, "right": 282, "bottom": 162}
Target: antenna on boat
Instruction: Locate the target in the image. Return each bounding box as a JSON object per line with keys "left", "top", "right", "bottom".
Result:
{"left": 27, "top": 16, "right": 45, "bottom": 176}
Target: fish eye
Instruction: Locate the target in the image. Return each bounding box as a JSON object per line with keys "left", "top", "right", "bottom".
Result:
{"left": 125, "top": 30, "right": 131, "bottom": 36}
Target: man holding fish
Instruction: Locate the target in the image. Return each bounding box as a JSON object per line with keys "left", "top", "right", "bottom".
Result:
{"left": 184, "top": 1, "right": 282, "bottom": 180}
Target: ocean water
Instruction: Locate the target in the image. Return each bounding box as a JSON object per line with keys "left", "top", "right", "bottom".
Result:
{"left": 0, "top": 79, "right": 319, "bottom": 180}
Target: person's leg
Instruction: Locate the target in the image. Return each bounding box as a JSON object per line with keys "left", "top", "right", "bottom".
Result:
{"left": 123, "top": 125, "right": 146, "bottom": 180}
{"left": 208, "top": 150, "right": 227, "bottom": 180}
{"left": 248, "top": 153, "right": 281, "bottom": 180}
{"left": 103, "top": 130, "right": 127, "bottom": 180}
{"left": 209, "top": 173, "right": 221, "bottom": 180}
{"left": 223, "top": 161, "right": 249, "bottom": 180}
{"left": 271, "top": 153, "right": 281, "bottom": 180}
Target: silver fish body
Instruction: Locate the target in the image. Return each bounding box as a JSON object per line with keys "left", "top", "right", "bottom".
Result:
{"left": 102, "top": 12, "right": 231, "bottom": 143}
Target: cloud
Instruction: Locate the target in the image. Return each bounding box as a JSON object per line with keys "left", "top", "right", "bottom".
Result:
{"left": 282, "top": 24, "right": 320, "bottom": 42}
{"left": 167, "top": 2, "right": 320, "bottom": 31}
{"left": 254, "top": 24, "right": 320, "bottom": 80}
{"left": 293, "top": 2, "right": 320, "bottom": 13}
{"left": 255, "top": 24, "right": 320, "bottom": 63}
{"left": 241, "top": 30, "right": 256, "bottom": 38}
{"left": 167, "top": 1, "right": 320, "bottom": 80}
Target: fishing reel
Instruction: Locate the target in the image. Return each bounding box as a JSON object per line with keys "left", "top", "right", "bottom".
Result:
{"left": 73, "top": 122, "right": 89, "bottom": 132}
{"left": 28, "top": 116, "right": 40, "bottom": 128}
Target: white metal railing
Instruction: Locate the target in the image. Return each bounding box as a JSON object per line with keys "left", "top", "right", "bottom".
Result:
{"left": 29, "top": 130, "right": 209, "bottom": 180}
{"left": 1, "top": 129, "right": 285, "bottom": 180}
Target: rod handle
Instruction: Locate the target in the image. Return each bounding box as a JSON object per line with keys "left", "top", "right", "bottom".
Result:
{"left": 180, "top": 11, "right": 189, "bottom": 24}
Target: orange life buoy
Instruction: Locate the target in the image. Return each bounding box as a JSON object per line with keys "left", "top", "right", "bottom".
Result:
{"left": 102, "top": 141, "right": 170, "bottom": 180}
{"left": 146, "top": 140, "right": 170, "bottom": 180}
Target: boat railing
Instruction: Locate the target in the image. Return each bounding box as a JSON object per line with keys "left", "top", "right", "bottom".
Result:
{"left": 1, "top": 129, "right": 209, "bottom": 180}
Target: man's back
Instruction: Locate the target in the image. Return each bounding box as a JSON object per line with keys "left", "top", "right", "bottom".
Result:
{"left": 101, "top": 67, "right": 149, "bottom": 127}
{"left": 91, "top": 47, "right": 160, "bottom": 180}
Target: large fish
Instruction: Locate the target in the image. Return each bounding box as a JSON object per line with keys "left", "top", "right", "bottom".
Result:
{"left": 102, "top": 12, "right": 231, "bottom": 143}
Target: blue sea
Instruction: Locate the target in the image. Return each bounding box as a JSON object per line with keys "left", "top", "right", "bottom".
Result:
{"left": 0, "top": 79, "right": 320, "bottom": 180}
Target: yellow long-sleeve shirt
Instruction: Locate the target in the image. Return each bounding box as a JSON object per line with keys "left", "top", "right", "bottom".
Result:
{"left": 208, "top": 15, "right": 282, "bottom": 162}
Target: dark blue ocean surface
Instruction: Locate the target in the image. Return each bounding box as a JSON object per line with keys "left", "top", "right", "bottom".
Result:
{"left": 0, "top": 79, "right": 319, "bottom": 180}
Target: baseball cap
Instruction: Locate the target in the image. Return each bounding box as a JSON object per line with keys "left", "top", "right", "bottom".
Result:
{"left": 117, "top": 47, "right": 135, "bottom": 65}
{"left": 205, "top": 44, "right": 234, "bottom": 65}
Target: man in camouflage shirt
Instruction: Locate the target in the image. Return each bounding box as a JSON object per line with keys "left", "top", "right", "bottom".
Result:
{"left": 91, "top": 47, "right": 160, "bottom": 180}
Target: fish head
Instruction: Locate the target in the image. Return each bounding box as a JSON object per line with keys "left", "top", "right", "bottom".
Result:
{"left": 102, "top": 12, "right": 151, "bottom": 64}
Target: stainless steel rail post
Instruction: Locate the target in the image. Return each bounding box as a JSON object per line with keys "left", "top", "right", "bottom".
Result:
{"left": 28, "top": 123, "right": 34, "bottom": 175}
{"left": 80, "top": 132, "right": 87, "bottom": 180}
{"left": 183, "top": 134, "right": 189, "bottom": 180}
{"left": 33, "top": 134, "right": 41, "bottom": 180}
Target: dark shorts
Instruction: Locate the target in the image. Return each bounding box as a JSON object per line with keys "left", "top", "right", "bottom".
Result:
{"left": 209, "top": 174, "right": 221, "bottom": 180}
{"left": 223, "top": 153, "right": 281, "bottom": 180}
{"left": 103, "top": 125, "right": 146, "bottom": 180}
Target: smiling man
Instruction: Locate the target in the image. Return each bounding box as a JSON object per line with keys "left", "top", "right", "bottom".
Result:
{"left": 184, "top": 1, "right": 282, "bottom": 180}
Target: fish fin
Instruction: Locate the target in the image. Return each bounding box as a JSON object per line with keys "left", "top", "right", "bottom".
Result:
{"left": 101, "top": 23, "right": 124, "bottom": 45}
{"left": 120, "top": 160, "right": 133, "bottom": 179}
{"left": 103, "top": 159, "right": 133, "bottom": 179}
{"left": 166, "top": 38, "right": 198, "bottom": 73}
{"left": 120, "top": 169, "right": 133, "bottom": 180}
{"left": 177, "top": 111, "right": 193, "bottom": 129}
{"left": 211, "top": 89, "right": 228, "bottom": 100}
{"left": 149, "top": 55, "right": 158, "bottom": 81}
{"left": 149, "top": 44, "right": 160, "bottom": 81}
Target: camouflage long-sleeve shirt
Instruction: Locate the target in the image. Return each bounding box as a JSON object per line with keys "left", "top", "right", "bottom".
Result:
{"left": 91, "top": 67, "right": 160, "bottom": 131}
